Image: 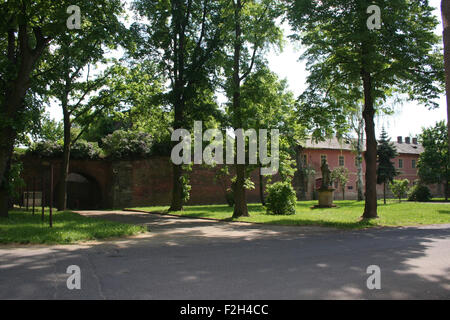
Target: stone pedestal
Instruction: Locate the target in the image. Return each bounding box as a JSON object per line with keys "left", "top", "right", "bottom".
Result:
{"left": 317, "top": 188, "right": 335, "bottom": 208}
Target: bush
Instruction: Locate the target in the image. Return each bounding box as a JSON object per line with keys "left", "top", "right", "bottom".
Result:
{"left": 102, "top": 130, "right": 153, "bottom": 159}
{"left": 70, "top": 140, "right": 102, "bottom": 160}
{"left": 408, "top": 184, "right": 432, "bottom": 202}
{"left": 27, "top": 140, "right": 101, "bottom": 160}
{"left": 266, "top": 181, "right": 297, "bottom": 215}
{"left": 389, "top": 179, "right": 410, "bottom": 202}
{"left": 27, "top": 141, "right": 63, "bottom": 158}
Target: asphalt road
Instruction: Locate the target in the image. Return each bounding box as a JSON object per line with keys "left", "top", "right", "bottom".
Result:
{"left": 1, "top": 210, "right": 449, "bottom": 299}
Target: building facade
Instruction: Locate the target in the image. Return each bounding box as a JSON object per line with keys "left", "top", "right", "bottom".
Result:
{"left": 297, "top": 136, "right": 442, "bottom": 200}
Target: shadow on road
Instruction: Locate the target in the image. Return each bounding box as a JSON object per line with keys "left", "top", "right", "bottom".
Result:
{"left": 1, "top": 211, "right": 450, "bottom": 299}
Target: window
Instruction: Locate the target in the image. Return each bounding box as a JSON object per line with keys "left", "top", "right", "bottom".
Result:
{"left": 398, "top": 159, "right": 403, "bottom": 169}
{"left": 302, "top": 154, "right": 307, "bottom": 166}
{"left": 412, "top": 159, "right": 416, "bottom": 169}
{"left": 321, "top": 154, "right": 327, "bottom": 164}
{"left": 339, "top": 155, "right": 345, "bottom": 167}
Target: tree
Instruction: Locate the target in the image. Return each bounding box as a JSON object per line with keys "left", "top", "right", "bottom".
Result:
{"left": 224, "top": 0, "right": 283, "bottom": 218}
{"left": 331, "top": 166, "right": 349, "bottom": 200}
{"left": 33, "top": 116, "right": 64, "bottom": 143}
{"left": 287, "top": 0, "right": 444, "bottom": 219}
{"left": 0, "top": 1, "right": 110, "bottom": 217}
{"left": 349, "top": 106, "right": 365, "bottom": 202}
{"left": 442, "top": 0, "right": 450, "bottom": 165}
{"left": 377, "top": 128, "right": 398, "bottom": 204}
{"left": 239, "top": 66, "right": 301, "bottom": 206}
{"left": 390, "top": 179, "right": 410, "bottom": 203}
{"left": 131, "top": 0, "right": 229, "bottom": 211}
{"left": 0, "top": 1, "right": 60, "bottom": 217}
{"left": 417, "top": 121, "right": 450, "bottom": 201}
{"left": 334, "top": 84, "right": 365, "bottom": 201}
{"left": 46, "top": 3, "right": 126, "bottom": 211}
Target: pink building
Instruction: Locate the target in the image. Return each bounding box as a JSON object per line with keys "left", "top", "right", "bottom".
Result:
{"left": 296, "top": 136, "right": 441, "bottom": 200}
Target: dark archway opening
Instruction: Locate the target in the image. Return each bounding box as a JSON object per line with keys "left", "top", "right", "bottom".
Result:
{"left": 64, "top": 173, "right": 102, "bottom": 210}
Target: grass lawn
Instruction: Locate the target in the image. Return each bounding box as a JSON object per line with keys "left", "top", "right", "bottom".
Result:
{"left": 130, "top": 200, "right": 450, "bottom": 229}
{"left": 0, "top": 208, "right": 146, "bottom": 244}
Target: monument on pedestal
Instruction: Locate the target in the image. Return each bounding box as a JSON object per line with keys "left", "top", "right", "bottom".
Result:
{"left": 315, "top": 159, "right": 336, "bottom": 208}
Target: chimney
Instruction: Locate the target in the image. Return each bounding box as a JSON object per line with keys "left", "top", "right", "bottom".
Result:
{"left": 405, "top": 137, "right": 410, "bottom": 144}
{"left": 397, "top": 136, "right": 403, "bottom": 144}
{"left": 412, "top": 137, "right": 418, "bottom": 145}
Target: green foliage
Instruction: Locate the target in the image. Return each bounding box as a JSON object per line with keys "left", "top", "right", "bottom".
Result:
{"left": 417, "top": 121, "right": 449, "bottom": 197}
{"left": 70, "top": 140, "right": 102, "bottom": 160}
{"left": 390, "top": 179, "right": 410, "bottom": 203}
{"left": 7, "top": 162, "right": 25, "bottom": 199}
{"left": 331, "top": 166, "right": 349, "bottom": 199}
{"left": 180, "top": 164, "right": 193, "bottom": 204}
{"left": 377, "top": 128, "right": 398, "bottom": 185}
{"left": 226, "top": 176, "right": 256, "bottom": 207}
{"left": 80, "top": 111, "right": 133, "bottom": 145}
{"left": 180, "top": 174, "right": 192, "bottom": 204}
{"left": 28, "top": 141, "right": 63, "bottom": 158}
{"left": 287, "top": 0, "right": 444, "bottom": 109}
{"left": 331, "top": 166, "right": 349, "bottom": 187}
{"left": 101, "top": 130, "right": 153, "bottom": 160}
{"left": 35, "top": 117, "right": 64, "bottom": 143}
{"left": 408, "top": 183, "right": 432, "bottom": 202}
{"left": 265, "top": 181, "right": 297, "bottom": 215}
{"left": 27, "top": 140, "right": 101, "bottom": 160}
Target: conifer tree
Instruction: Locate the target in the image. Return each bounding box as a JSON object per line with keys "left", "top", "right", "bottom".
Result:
{"left": 376, "top": 128, "right": 398, "bottom": 204}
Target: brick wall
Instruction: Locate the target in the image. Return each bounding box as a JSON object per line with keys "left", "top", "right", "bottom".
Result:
{"left": 19, "top": 151, "right": 442, "bottom": 209}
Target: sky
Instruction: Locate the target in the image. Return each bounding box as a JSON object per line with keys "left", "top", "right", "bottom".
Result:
{"left": 48, "top": 0, "right": 448, "bottom": 140}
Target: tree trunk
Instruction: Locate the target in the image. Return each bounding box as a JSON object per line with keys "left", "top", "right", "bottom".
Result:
{"left": 169, "top": 1, "right": 187, "bottom": 212}
{"left": 259, "top": 169, "right": 265, "bottom": 206}
{"left": 0, "top": 128, "right": 16, "bottom": 218}
{"left": 361, "top": 70, "right": 378, "bottom": 219}
{"left": 231, "top": 0, "right": 249, "bottom": 218}
{"left": 294, "top": 145, "right": 307, "bottom": 200}
{"left": 0, "top": 21, "right": 49, "bottom": 217}
{"left": 442, "top": 0, "right": 450, "bottom": 173}
{"left": 383, "top": 182, "right": 386, "bottom": 205}
{"left": 0, "top": 155, "right": 13, "bottom": 218}
{"left": 57, "top": 109, "right": 71, "bottom": 211}
{"left": 0, "top": 128, "right": 17, "bottom": 218}
{"left": 0, "top": 23, "right": 48, "bottom": 190}
{"left": 169, "top": 163, "right": 184, "bottom": 211}
{"left": 0, "top": 185, "right": 9, "bottom": 218}
{"left": 444, "top": 180, "right": 449, "bottom": 201}
{"left": 356, "top": 122, "right": 365, "bottom": 201}
{"left": 169, "top": 90, "right": 186, "bottom": 212}
{"left": 233, "top": 164, "right": 249, "bottom": 218}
